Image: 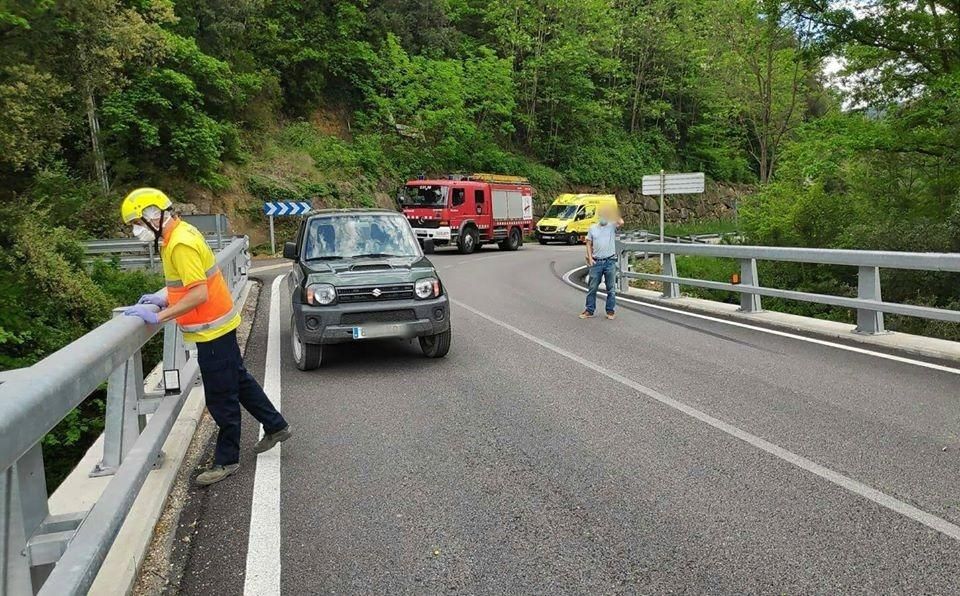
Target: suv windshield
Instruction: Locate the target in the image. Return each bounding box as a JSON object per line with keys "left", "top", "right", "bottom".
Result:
{"left": 303, "top": 214, "right": 420, "bottom": 260}
{"left": 544, "top": 204, "right": 580, "bottom": 220}
{"left": 399, "top": 184, "right": 448, "bottom": 207}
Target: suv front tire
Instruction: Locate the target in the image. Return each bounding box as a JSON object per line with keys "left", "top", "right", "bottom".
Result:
{"left": 291, "top": 314, "right": 323, "bottom": 370}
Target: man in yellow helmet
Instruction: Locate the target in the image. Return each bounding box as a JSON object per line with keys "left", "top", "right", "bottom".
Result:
{"left": 121, "top": 188, "right": 291, "bottom": 486}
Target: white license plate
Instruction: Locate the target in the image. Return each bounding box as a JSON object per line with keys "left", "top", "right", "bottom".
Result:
{"left": 352, "top": 327, "right": 366, "bottom": 339}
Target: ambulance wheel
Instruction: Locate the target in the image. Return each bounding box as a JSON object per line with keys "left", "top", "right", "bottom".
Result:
{"left": 566, "top": 233, "right": 580, "bottom": 245}
{"left": 291, "top": 315, "right": 322, "bottom": 371}
{"left": 420, "top": 328, "right": 451, "bottom": 358}
{"left": 499, "top": 228, "right": 522, "bottom": 251}
{"left": 457, "top": 227, "right": 478, "bottom": 254}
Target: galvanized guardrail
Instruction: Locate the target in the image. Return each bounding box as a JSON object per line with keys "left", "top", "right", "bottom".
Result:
{"left": 618, "top": 229, "right": 740, "bottom": 245}
{"left": 0, "top": 236, "right": 249, "bottom": 595}
{"left": 616, "top": 240, "right": 960, "bottom": 334}
{"left": 84, "top": 215, "right": 231, "bottom": 271}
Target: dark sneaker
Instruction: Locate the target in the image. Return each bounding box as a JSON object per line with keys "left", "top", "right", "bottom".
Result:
{"left": 254, "top": 426, "right": 292, "bottom": 454}
{"left": 606, "top": 311, "right": 616, "bottom": 320}
{"left": 196, "top": 464, "right": 239, "bottom": 486}
{"left": 579, "top": 310, "right": 594, "bottom": 319}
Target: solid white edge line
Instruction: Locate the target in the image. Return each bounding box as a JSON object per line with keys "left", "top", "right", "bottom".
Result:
{"left": 451, "top": 298, "right": 960, "bottom": 542}
{"left": 250, "top": 262, "right": 292, "bottom": 274}
{"left": 243, "top": 274, "right": 285, "bottom": 596}
{"left": 562, "top": 265, "right": 960, "bottom": 376}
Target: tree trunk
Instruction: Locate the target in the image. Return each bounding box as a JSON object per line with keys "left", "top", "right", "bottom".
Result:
{"left": 84, "top": 82, "right": 109, "bottom": 194}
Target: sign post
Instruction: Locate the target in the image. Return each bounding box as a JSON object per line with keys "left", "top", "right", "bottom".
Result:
{"left": 263, "top": 201, "right": 312, "bottom": 255}
{"left": 642, "top": 171, "right": 706, "bottom": 264}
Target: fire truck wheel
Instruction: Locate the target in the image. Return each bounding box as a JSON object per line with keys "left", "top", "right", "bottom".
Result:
{"left": 457, "top": 227, "right": 479, "bottom": 254}
{"left": 498, "top": 227, "right": 522, "bottom": 251}
{"left": 419, "top": 328, "right": 451, "bottom": 358}
{"left": 291, "top": 314, "right": 322, "bottom": 371}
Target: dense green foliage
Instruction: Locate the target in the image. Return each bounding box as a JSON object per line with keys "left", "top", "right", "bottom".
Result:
{"left": 1, "top": 2, "right": 959, "bottom": 403}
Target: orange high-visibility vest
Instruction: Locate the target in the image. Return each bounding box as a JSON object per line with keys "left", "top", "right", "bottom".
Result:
{"left": 161, "top": 220, "right": 237, "bottom": 333}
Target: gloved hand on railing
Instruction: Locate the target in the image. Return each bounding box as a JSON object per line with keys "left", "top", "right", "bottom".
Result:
{"left": 123, "top": 304, "right": 161, "bottom": 325}
{"left": 137, "top": 292, "right": 168, "bottom": 308}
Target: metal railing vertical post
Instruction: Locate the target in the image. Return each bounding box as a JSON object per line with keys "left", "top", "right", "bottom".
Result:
{"left": 856, "top": 265, "right": 885, "bottom": 334}
{"left": 662, "top": 252, "right": 680, "bottom": 299}
{"left": 739, "top": 258, "right": 762, "bottom": 313}
{"left": 92, "top": 310, "right": 147, "bottom": 477}
{"left": 2, "top": 443, "right": 50, "bottom": 595}
{"left": 618, "top": 250, "right": 630, "bottom": 294}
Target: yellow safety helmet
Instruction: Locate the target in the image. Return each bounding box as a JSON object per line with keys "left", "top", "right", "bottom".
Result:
{"left": 121, "top": 188, "right": 173, "bottom": 223}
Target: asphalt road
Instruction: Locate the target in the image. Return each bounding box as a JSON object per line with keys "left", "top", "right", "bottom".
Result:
{"left": 175, "top": 244, "right": 960, "bottom": 595}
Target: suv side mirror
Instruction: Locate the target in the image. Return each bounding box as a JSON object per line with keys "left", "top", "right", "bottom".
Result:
{"left": 282, "top": 241, "right": 298, "bottom": 260}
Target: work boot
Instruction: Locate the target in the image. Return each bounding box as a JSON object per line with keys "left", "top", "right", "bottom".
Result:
{"left": 579, "top": 310, "right": 594, "bottom": 319}
{"left": 254, "top": 426, "right": 292, "bottom": 454}
{"left": 606, "top": 311, "right": 616, "bottom": 320}
{"left": 196, "top": 464, "right": 239, "bottom": 486}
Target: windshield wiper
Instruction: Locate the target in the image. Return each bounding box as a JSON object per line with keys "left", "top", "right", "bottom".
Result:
{"left": 305, "top": 255, "right": 345, "bottom": 261}
{"left": 355, "top": 253, "right": 407, "bottom": 259}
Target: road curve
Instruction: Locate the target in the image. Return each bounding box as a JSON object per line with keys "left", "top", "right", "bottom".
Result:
{"left": 175, "top": 244, "right": 960, "bottom": 595}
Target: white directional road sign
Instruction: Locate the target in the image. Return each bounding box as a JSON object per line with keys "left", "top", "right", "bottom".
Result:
{"left": 642, "top": 172, "right": 705, "bottom": 196}
{"left": 263, "top": 201, "right": 312, "bottom": 216}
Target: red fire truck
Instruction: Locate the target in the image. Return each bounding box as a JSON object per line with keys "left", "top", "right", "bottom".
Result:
{"left": 398, "top": 173, "right": 534, "bottom": 254}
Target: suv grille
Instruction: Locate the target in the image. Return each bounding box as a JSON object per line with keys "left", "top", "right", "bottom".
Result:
{"left": 338, "top": 284, "right": 414, "bottom": 303}
{"left": 341, "top": 310, "right": 417, "bottom": 325}
{"left": 539, "top": 225, "right": 556, "bottom": 233}
{"left": 410, "top": 218, "right": 441, "bottom": 229}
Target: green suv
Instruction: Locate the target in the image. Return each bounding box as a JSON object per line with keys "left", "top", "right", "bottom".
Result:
{"left": 283, "top": 209, "right": 452, "bottom": 370}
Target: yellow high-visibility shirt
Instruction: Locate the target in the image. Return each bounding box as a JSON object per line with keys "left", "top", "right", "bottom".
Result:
{"left": 166, "top": 242, "right": 241, "bottom": 344}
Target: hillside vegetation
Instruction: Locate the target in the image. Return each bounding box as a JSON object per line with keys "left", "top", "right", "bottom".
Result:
{"left": 3, "top": 0, "right": 960, "bottom": 363}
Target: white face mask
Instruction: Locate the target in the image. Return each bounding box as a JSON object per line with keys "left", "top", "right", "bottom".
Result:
{"left": 132, "top": 224, "right": 154, "bottom": 242}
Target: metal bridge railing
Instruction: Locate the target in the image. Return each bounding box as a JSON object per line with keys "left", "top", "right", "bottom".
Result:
{"left": 616, "top": 240, "right": 960, "bottom": 335}
{"left": 83, "top": 214, "right": 232, "bottom": 271}
{"left": 0, "top": 236, "right": 249, "bottom": 596}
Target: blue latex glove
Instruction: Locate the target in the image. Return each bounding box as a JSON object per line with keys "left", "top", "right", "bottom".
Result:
{"left": 138, "top": 292, "right": 168, "bottom": 308}
{"left": 124, "top": 305, "right": 161, "bottom": 325}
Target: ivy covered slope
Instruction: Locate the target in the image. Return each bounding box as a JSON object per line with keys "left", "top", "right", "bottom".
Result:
{"left": 3, "top": 0, "right": 960, "bottom": 353}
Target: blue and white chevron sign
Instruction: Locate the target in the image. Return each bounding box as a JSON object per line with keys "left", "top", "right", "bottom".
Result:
{"left": 263, "top": 201, "right": 312, "bottom": 216}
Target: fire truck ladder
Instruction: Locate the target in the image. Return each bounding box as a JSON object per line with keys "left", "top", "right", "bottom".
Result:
{"left": 468, "top": 173, "right": 530, "bottom": 184}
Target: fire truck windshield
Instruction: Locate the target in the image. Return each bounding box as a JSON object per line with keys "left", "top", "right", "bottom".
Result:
{"left": 544, "top": 204, "right": 580, "bottom": 220}
{"left": 399, "top": 184, "right": 448, "bottom": 207}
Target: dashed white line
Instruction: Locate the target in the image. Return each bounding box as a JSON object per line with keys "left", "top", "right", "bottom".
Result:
{"left": 243, "top": 274, "right": 284, "bottom": 596}
{"left": 562, "top": 266, "right": 960, "bottom": 376}
{"left": 452, "top": 298, "right": 960, "bottom": 542}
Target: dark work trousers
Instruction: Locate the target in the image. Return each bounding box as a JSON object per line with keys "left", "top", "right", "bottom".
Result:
{"left": 195, "top": 329, "right": 287, "bottom": 466}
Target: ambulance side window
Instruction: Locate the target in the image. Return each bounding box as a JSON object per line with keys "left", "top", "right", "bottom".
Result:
{"left": 452, "top": 188, "right": 465, "bottom": 207}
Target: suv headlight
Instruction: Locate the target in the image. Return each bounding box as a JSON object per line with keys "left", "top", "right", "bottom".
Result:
{"left": 306, "top": 283, "right": 336, "bottom": 305}
{"left": 415, "top": 277, "right": 440, "bottom": 299}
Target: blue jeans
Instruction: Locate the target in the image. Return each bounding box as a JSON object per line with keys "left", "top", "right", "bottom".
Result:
{"left": 586, "top": 258, "right": 617, "bottom": 314}
{"left": 196, "top": 330, "right": 287, "bottom": 465}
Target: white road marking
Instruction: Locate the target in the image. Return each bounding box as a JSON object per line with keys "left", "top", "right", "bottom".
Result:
{"left": 243, "top": 274, "right": 285, "bottom": 595}
{"left": 562, "top": 266, "right": 960, "bottom": 376}
{"left": 250, "top": 262, "right": 291, "bottom": 274}
{"left": 452, "top": 298, "right": 960, "bottom": 542}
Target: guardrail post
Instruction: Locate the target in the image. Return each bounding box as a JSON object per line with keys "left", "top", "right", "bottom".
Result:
{"left": 661, "top": 252, "right": 680, "bottom": 299}
{"left": 2, "top": 443, "right": 50, "bottom": 595}
{"left": 92, "top": 312, "right": 146, "bottom": 477}
{"left": 856, "top": 266, "right": 885, "bottom": 334}
{"left": 618, "top": 250, "right": 630, "bottom": 293}
{"left": 738, "top": 258, "right": 762, "bottom": 313}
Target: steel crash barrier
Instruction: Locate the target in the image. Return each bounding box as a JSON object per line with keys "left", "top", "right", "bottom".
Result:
{"left": 0, "top": 236, "right": 249, "bottom": 596}
{"left": 614, "top": 240, "right": 960, "bottom": 334}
